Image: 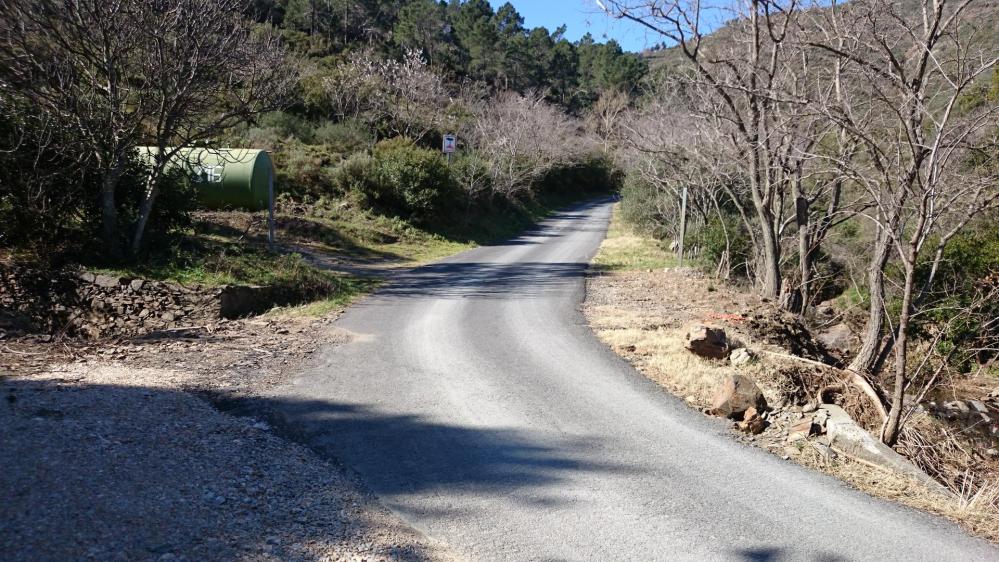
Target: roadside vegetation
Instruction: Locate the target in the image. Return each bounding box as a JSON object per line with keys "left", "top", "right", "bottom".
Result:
{"left": 586, "top": 204, "right": 999, "bottom": 541}
{"left": 597, "top": 0, "right": 999, "bottom": 509}
{"left": 591, "top": 205, "right": 677, "bottom": 272}
{"left": 1, "top": 0, "right": 630, "bottom": 310}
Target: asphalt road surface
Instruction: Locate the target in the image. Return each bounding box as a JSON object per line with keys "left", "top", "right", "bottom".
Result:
{"left": 276, "top": 198, "right": 997, "bottom": 561}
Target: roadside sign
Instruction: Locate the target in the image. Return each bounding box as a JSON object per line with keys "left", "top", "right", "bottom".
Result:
{"left": 443, "top": 134, "right": 457, "bottom": 154}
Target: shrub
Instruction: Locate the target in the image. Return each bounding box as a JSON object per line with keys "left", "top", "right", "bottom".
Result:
{"left": 312, "top": 119, "right": 372, "bottom": 153}
{"left": 272, "top": 141, "right": 342, "bottom": 201}
{"left": 257, "top": 111, "right": 317, "bottom": 143}
{"left": 914, "top": 220, "right": 999, "bottom": 369}
{"left": 367, "top": 137, "right": 459, "bottom": 223}
{"left": 620, "top": 171, "right": 670, "bottom": 239}
{"left": 535, "top": 154, "right": 620, "bottom": 196}
{"left": 329, "top": 152, "right": 377, "bottom": 202}
{"left": 450, "top": 153, "right": 493, "bottom": 203}
{"left": 690, "top": 214, "right": 752, "bottom": 275}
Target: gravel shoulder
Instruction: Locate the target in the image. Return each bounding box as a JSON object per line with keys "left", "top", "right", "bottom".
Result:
{"left": 1, "top": 310, "right": 461, "bottom": 562}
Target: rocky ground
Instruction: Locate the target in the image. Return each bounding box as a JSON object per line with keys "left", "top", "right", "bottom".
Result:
{"left": 0, "top": 308, "right": 460, "bottom": 562}
{"left": 584, "top": 266, "right": 999, "bottom": 542}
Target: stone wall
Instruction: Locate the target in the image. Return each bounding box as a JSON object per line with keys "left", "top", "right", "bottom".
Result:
{"left": 0, "top": 266, "right": 286, "bottom": 339}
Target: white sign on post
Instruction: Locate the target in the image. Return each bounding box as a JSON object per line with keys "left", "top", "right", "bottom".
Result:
{"left": 443, "top": 134, "right": 457, "bottom": 154}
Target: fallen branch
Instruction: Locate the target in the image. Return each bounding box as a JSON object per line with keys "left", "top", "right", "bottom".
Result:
{"left": 758, "top": 349, "right": 889, "bottom": 421}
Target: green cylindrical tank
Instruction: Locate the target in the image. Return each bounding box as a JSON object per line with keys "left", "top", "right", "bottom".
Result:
{"left": 138, "top": 147, "right": 273, "bottom": 211}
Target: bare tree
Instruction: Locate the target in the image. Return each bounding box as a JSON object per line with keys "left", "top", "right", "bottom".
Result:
{"left": 1, "top": 0, "right": 293, "bottom": 257}
{"left": 602, "top": 0, "right": 818, "bottom": 303}
{"left": 130, "top": 0, "right": 294, "bottom": 254}
{"left": 465, "top": 90, "right": 577, "bottom": 199}
{"left": 322, "top": 49, "right": 455, "bottom": 143}
{"left": 0, "top": 0, "right": 154, "bottom": 258}
{"left": 807, "top": 0, "right": 999, "bottom": 444}
{"left": 587, "top": 88, "right": 631, "bottom": 154}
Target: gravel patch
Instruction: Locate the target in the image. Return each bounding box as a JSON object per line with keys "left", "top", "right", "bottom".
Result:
{"left": 1, "top": 313, "right": 460, "bottom": 562}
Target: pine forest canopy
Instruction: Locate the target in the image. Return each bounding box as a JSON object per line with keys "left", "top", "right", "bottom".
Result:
{"left": 252, "top": 0, "right": 649, "bottom": 110}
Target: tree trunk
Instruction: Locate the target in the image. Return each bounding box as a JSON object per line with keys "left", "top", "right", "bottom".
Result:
{"left": 759, "top": 221, "right": 781, "bottom": 300}
{"left": 130, "top": 172, "right": 159, "bottom": 256}
{"left": 790, "top": 193, "right": 811, "bottom": 314}
{"left": 881, "top": 261, "right": 916, "bottom": 446}
{"left": 100, "top": 163, "right": 125, "bottom": 260}
{"left": 849, "top": 223, "right": 892, "bottom": 374}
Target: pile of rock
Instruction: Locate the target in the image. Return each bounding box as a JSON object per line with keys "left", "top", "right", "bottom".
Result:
{"left": 925, "top": 397, "right": 999, "bottom": 446}
{"left": 709, "top": 374, "right": 769, "bottom": 434}
{"left": 70, "top": 272, "right": 223, "bottom": 339}
{"left": 1, "top": 265, "right": 291, "bottom": 340}
{"left": 684, "top": 324, "right": 770, "bottom": 434}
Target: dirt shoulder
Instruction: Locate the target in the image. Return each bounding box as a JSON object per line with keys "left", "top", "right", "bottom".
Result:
{"left": 1, "top": 306, "right": 460, "bottom": 562}
{"left": 583, "top": 204, "right": 999, "bottom": 542}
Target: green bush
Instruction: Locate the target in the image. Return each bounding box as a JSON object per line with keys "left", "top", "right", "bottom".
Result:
{"left": 367, "top": 137, "right": 460, "bottom": 223}
{"left": 690, "top": 214, "right": 752, "bottom": 275}
{"left": 256, "top": 111, "right": 317, "bottom": 143}
{"left": 272, "top": 141, "right": 343, "bottom": 201}
{"left": 620, "top": 171, "right": 670, "bottom": 239}
{"left": 915, "top": 220, "right": 999, "bottom": 369}
{"left": 535, "top": 154, "right": 620, "bottom": 196}
{"left": 312, "top": 119, "right": 372, "bottom": 153}
{"left": 450, "top": 153, "right": 493, "bottom": 203}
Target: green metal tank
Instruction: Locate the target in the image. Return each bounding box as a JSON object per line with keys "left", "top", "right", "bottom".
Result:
{"left": 138, "top": 147, "right": 273, "bottom": 211}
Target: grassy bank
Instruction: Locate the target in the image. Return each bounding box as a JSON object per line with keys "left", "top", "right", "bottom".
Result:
{"left": 89, "top": 191, "right": 607, "bottom": 316}
{"left": 591, "top": 203, "right": 678, "bottom": 272}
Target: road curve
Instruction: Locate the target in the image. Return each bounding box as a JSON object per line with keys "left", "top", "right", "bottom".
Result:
{"left": 277, "top": 198, "right": 996, "bottom": 561}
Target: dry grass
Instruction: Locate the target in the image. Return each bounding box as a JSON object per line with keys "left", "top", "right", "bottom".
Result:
{"left": 591, "top": 205, "right": 678, "bottom": 271}
{"left": 784, "top": 437, "right": 999, "bottom": 541}
{"left": 584, "top": 204, "right": 999, "bottom": 543}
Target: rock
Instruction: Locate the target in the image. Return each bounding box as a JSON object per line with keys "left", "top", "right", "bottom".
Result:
{"left": 161, "top": 312, "right": 176, "bottom": 322}
{"left": 814, "top": 300, "right": 836, "bottom": 318}
{"left": 93, "top": 274, "right": 123, "bottom": 288}
{"left": 810, "top": 441, "right": 836, "bottom": 462}
{"left": 737, "top": 407, "right": 766, "bottom": 434}
{"left": 787, "top": 416, "right": 816, "bottom": 442}
{"left": 729, "top": 347, "right": 756, "bottom": 367}
{"left": 812, "top": 410, "right": 829, "bottom": 434}
{"left": 815, "top": 323, "right": 856, "bottom": 351}
{"left": 710, "top": 374, "right": 767, "bottom": 418}
{"left": 130, "top": 279, "right": 145, "bottom": 291}
{"left": 968, "top": 400, "right": 990, "bottom": 415}
{"left": 823, "top": 404, "right": 950, "bottom": 494}
{"left": 685, "top": 325, "right": 728, "bottom": 359}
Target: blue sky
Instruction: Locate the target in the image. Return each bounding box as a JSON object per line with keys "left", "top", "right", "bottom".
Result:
{"left": 487, "top": 1, "right": 663, "bottom": 53}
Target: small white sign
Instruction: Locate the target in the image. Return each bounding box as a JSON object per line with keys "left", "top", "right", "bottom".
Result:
{"left": 443, "top": 134, "right": 457, "bottom": 154}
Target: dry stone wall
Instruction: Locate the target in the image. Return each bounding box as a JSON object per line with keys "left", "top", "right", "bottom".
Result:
{"left": 0, "top": 266, "right": 284, "bottom": 339}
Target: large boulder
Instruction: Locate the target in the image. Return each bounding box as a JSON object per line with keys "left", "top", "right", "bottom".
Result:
{"left": 816, "top": 323, "right": 857, "bottom": 352}
{"left": 823, "top": 404, "right": 949, "bottom": 494}
{"left": 685, "top": 324, "right": 729, "bottom": 359}
{"left": 710, "top": 374, "right": 768, "bottom": 419}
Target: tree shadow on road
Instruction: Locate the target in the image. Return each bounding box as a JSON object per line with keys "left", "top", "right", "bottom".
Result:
{"left": 0, "top": 378, "right": 456, "bottom": 562}
{"left": 2, "top": 376, "right": 633, "bottom": 562}
{"left": 217, "top": 395, "right": 637, "bottom": 509}
{"left": 363, "top": 261, "right": 590, "bottom": 300}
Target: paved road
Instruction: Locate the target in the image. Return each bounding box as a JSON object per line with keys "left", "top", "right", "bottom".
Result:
{"left": 277, "top": 198, "right": 996, "bottom": 561}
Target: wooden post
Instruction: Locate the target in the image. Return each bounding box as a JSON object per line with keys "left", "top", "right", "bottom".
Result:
{"left": 678, "top": 186, "right": 688, "bottom": 267}
{"left": 267, "top": 167, "right": 275, "bottom": 251}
